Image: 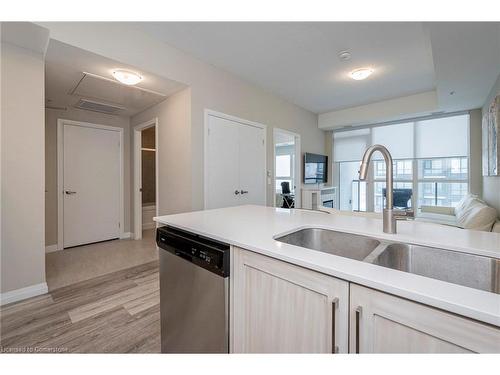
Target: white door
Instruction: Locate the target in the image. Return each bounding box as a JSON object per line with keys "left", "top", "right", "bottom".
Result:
{"left": 238, "top": 123, "right": 266, "bottom": 205}
{"left": 63, "top": 124, "right": 121, "bottom": 248}
{"left": 206, "top": 114, "right": 266, "bottom": 209}
{"left": 206, "top": 116, "right": 240, "bottom": 209}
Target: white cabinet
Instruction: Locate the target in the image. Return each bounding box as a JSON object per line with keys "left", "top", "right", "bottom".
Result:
{"left": 349, "top": 284, "right": 500, "bottom": 353}
{"left": 231, "top": 247, "right": 349, "bottom": 353}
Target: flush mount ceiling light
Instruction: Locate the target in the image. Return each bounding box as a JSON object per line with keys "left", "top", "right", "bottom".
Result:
{"left": 349, "top": 68, "right": 374, "bottom": 81}
{"left": 112, "top": 69, "right": 143, "bottom": 85}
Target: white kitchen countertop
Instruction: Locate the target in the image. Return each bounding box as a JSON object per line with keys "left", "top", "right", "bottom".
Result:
{"left": 154, "top": 205, "right": 500, "bottom": 326}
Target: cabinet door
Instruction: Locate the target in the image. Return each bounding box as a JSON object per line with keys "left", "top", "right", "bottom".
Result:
{"left": 231, "top": 247, "right": 349, "bottom": 353}
{"left": 349, "top": 284, "right": 500, "bottom": 353}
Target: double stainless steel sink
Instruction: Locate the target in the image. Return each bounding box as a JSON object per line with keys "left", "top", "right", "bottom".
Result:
{"left": 275, "top": 228, "right": 500, "bottom": 294}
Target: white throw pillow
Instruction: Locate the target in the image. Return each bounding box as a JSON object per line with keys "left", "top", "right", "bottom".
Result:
{"left": 454, "top": 193, "right": 478, "bottom": 217}
{"left": 455, "top": 199, "right": 498, "bottom": 231}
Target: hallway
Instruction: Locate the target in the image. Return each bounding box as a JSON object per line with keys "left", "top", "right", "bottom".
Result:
{"left": 46, "top": 230, "right": 158, "bottom": 290}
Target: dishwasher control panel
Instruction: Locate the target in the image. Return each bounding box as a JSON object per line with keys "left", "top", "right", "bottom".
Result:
{"left": 156, "top": 226, "right": 230, "bottom": 277}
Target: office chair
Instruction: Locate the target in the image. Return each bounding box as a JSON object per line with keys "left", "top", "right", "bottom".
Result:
{"left": 281, "top": 181, "right": 295, "bottom": 209}
{"left": 382, "top": 188, "right": 413, "bottom": 209}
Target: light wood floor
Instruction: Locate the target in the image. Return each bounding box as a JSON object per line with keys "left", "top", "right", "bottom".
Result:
{"left": 46, "top": 229, "right": 158, "bottom": 290}
{"left": 0, "top": 261, "right": 160, "bottom": 353}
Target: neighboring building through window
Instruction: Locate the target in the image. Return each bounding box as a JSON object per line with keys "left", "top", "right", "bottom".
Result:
{"left": 417, "top": 157, "right": 468, "bottom": 207}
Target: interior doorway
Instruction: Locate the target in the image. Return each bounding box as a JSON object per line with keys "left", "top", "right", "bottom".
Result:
{"left": 273, "top": 128, "right": 301, "bottom": 209}
{"left": 57, "top": 120, "right": 124, "bottom": 250}
{"left": 133, "top": 118, "right": 159, "bottom": 240}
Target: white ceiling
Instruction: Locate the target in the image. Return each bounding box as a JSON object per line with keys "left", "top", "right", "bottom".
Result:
{"left": 427, "top": 22, "right": 500, "bottom": 112}
{"left": 135, "top": 22, "right": 500, "bottom": 114}
{"left": 45, "top": 40, "right": 186, "bottom": 117}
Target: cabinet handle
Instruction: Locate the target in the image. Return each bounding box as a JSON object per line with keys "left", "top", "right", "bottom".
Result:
{"left": 355, "top": 306, "right": 362, "bottom": 354}
{"left": 234, "top": 190, "right": 240, "bottom": 195}
{"left": 332, "top": 298, "right": 339, "bottom": 354}
{"left": 240, "top": 190, "right": 249, "bottom": 194}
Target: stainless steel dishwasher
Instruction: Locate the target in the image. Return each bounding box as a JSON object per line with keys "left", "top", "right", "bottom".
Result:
{"left": 156, "top": 226, "right": 230, "bottom": 353}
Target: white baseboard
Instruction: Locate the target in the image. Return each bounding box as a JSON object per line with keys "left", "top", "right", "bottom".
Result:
{"left": 45, "top": 244, "right": 59, "bottom": 253}
{"left": 120, "top": 232, "right": 132, "bottom": 239}
{"left": 0, "top": 282, "right": 49, "bottom": 306}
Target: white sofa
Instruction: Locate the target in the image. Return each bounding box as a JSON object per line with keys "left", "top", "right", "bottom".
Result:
{"left": 417, "top": 194, "right": 500, "bottom": 233}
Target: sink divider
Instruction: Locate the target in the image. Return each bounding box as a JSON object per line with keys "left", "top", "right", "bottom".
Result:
{"left": 362, "top": 242, "right": 391, "bottom": 264}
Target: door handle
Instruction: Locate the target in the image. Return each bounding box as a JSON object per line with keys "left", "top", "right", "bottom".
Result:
{"left": 355, "top": 306, "right": 362, "bottom": 354}
{"left": 65, "top": 190, "right": 77, "bottom": 195}
{"left": 234, "top": 190, "right": 240, "bottom": 195}
{"left": 240, "top": 190, "right": 249, "bottom": 194}
{"left": 332, "top": 298, "right": 339, "bottom": 354}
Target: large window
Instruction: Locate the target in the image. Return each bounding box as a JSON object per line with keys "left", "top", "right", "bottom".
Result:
{"left": 333, "top": 114, "right": 470, "bottom": 212}
{"left": 417, "top": 157, "right": 468, "bottom": 207}
{"left": 338, "top": 161, "right": 364, "bottom": 211}
{"left": 275, "top": 146, "right": 295, "bottom": 193}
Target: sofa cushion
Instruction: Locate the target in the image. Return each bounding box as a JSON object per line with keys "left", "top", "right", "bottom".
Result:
{"left": 454, "top": 193, "right": 478, "bottom": 217}
{"left": 455, "top": 198, "right": 498, "bottom": 231}
{"left": 415, "top": 214, "right": 459, "bottom": 227}
{"left": 420, "top": 205, "right": 455, "bottom": 216}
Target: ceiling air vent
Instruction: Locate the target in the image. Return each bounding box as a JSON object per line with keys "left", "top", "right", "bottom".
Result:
{"left": 75, "top": 98, "right": 126, "bottom": 115}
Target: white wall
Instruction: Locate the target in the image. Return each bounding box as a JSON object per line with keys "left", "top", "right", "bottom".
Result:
{"left": 318, "top": 91, "right": 438, "bottom": 129}
{"left": 469, "top": 109, "right": 483, "bottom": 197}
{"left": 482, "top": 74, "right": 500, "bottom": 215}
{"left": 131, "top": 88, "right": 192, "bottom": 226}
{"left": 41, "top": 22, "right": 325, "bottom": 217}
{"left": 45, "top": 108, "right": 132, "bottom": 246}
{"left": 1, "top": 41, "right": 46, "bottom": 294}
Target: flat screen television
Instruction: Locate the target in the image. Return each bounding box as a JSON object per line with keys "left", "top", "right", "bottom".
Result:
{"left": 304, "top": 153, "right": 328, "bottom": 184}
